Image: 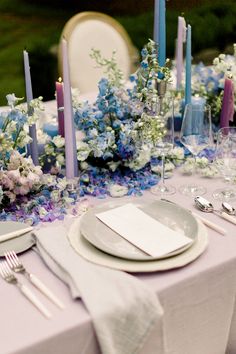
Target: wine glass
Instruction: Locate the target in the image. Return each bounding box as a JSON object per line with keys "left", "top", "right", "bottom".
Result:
{"left": 179, "top": 103, "right": 213, "bottom": 196}
{"left": 212, "top": 127, "right": 236, "bottom": 201}
{"left": 151, "top": 97, "right": 176, "bottom": 196}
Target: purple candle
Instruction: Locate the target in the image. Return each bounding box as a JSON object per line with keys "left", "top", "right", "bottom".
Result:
{"left": 56, "top": 78, "right": 65, "bottom": 137}
{"left": 176, "top": 16, "right": 186, "bottom": 90}
{"left": 220, "top": 78, "right": 235, "bottom": 128}
{"left": 23, "top": 50, "right": 39, "bottom": 166}
{"left": 62, "top": 39, "right": 78, "bottom": 179}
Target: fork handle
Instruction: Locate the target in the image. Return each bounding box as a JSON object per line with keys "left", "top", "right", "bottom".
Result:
{"left": 29, "top": 273, "right": 65, "bottom": 310}
{"left": 19, "top": 284, "right": 52, "bottom": 319}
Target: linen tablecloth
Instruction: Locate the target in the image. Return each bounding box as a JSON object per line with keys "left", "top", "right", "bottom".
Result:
{"left": 0, "top": 171, "right": 236, "bottom": 354}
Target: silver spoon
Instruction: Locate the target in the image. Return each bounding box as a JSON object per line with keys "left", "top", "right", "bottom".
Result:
{"left": 222, "top": 202, "right": 236, "bottom": 216}
{"left": 194, "top": 196, "right": 236, "bottom": 224}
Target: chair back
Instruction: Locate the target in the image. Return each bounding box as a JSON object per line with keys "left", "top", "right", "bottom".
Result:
{"left": 58, "top": 11, "right": 138, "bottom": 93}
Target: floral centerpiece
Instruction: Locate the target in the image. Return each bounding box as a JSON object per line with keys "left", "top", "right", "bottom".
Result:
{"left": 3, "top": 39, "right": 221, "bottom": 223}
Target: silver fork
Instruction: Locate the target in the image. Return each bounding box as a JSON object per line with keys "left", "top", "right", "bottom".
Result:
{"left": 5, "top": 251, "right": 64, "bottom": 309}
{"left": 0, "top": 261, "right": 51, "bottom": 318}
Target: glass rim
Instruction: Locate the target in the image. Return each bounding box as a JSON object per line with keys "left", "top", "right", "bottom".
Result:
{"left": 184, "top": 103, "right": 211, "bottom": 111}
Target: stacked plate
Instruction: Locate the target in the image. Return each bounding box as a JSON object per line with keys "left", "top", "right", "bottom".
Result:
{"left": 68, "top": 199, "right": 209, "bottom": 272}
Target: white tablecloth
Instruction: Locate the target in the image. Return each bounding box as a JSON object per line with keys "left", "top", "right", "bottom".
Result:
{"left": 0, "top": 171, "right": 236, "bottom": 354}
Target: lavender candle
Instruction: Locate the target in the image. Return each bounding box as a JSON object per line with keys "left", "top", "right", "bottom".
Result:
{"left": 23, "top": 50, "right": 39, "bottom": 165}
{"left": 176, "top": 16, "right": 186, "bottom": 90}
{"left": 185, "top": 25, "right": 192, "bottom": 106}
{"left": 62, "top": 39, "right": 78, "bottom": 179}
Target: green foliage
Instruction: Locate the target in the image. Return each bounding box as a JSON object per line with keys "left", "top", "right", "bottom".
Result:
{"left": 90, "top": 49, "right": 124, "bottom": 87}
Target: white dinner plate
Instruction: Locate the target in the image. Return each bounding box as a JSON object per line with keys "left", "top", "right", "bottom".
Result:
{"left": 80, "top": 199, "right": 199, "bottom": 261}
{"left": 0, "top": 221, "right": 35, "bottom": 256}
{"left": 68, "top": 217, "right": 208, "bottom": 273}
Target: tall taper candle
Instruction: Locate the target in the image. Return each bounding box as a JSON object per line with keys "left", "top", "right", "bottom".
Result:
{"left": 158, "top": 0, "right": 166, "bottom": 68}
{"left": 23, "top": 50, "right": 39, "bottom": 165}
{"left": 56, "top": 78, "right": 65, "bottom": 137}
{"left": 176, "top": 17, "right": 186, "bottom": 90}
{"left": 220, "top": 78, "right": 235, "bottom": 128}
{"left": 62, "top": 39, "right": 78, "bottom": 179}
{"left": 153, "top": 0, "right": 159, "bottom": 43}
{"left": 185, "top": 25, "right": 192, "bottom": 106}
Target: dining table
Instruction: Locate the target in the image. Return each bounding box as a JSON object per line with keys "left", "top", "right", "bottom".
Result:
{"left": 0, "top": 98, "right": 236, "bottom": 354}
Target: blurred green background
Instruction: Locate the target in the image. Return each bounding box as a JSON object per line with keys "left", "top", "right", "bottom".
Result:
{"left": 0, "top": 0, "right": 236, "bottom": 105}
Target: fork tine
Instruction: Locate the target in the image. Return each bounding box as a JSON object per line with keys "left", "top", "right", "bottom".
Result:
{"left": 0, "top": 262, "right": 5, "bottom": 277}
{"left": 11, "top": 251, "right": 21, "bottom": 265}
{"left": 5, "top": 251, "right": 18, "bottom": 268}
{"left": 4, "top": 262, "right": 13, "bottom": 274}
{"left": 0, "top": 261, "right": 11, "bottom": 277}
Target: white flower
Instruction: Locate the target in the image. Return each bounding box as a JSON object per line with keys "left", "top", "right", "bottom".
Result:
{"left": 126, "top": 145, "right": 151, "bottom": 171}
{"left": 45, "top": 144, "right": 54, "bottom": 155}
{"left": 6, "top": 94, "right": 23, "bottom": 107}
{"left": 39, "top": 207, "right": 48, "bottom": 217}
{"left": 80, "top": 161, "right": 89, "bottom": 170}
{"left": 108, "top": 184, "right": 128, "bottom": 197}
{"left": 107, "top": 161, "right": 120, "bottom": 172}
{"left": 37, "top": 129, "right": 51, "bottom": 144}
{"left": 219, "top": 54, "right": 226, "bottom": 60}
{"left": 6, "top": 120, "right": 17, "bottom": 133}
{"left": 56, "top": 154, "right": 65, "bottom": 165}
{"left": 199, "top": 165, "right": 218, "bottom": 178}
{"left": 196, "top": 157, "right": 209, "bottom": 168}
{"left": 77, "top": 141, "right": 91, "bottom": 161}
{"left": 151, "top": 161, "right": 175, "bottom": 177}
{"left": 52, "top": 135, "right": 65, "bottom": 148}
{"left": 168, "top": 146, "right": 185, "bottom": 161}
{"left": 57, "top": 178, "right": 68, "bottom": 190}
{"left": 17, "top": 130, "right": 32, "bottom": 147}
{"left": 51, "top": 190, "right": 61, "bottom": 202}
{"left": 41, "top": 174, "right": 57, "bottom": 186}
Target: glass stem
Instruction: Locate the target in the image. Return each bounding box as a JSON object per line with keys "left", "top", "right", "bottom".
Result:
{"left": 193, "top": 154, "right": 197, "bottom": 174}
{"left": 161, "top": 154, "right": 165, "bottom": 185}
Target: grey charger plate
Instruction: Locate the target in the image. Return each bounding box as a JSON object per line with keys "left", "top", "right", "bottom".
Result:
{"left": 80, "top": 199, "right": 199, "bottom": 261}
{"left": 0, "top": 221, "right": 35, "bottom": 257}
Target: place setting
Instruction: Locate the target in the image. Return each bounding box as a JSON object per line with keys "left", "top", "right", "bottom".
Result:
{"left": 67, "top": 197, "right": 209, "bottom": 273}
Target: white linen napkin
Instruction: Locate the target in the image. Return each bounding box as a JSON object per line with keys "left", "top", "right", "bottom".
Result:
{"left": 34, "top": 223, "right": 164, "bottom": 354}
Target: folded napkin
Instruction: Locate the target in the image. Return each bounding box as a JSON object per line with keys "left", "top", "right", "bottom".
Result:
{"left": 34, "top": 223, "right": 164, "bottom": 354}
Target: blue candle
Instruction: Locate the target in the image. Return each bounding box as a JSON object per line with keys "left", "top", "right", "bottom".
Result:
{"left": 158, "top": 0, "right": 166, "bottom": 68}
{"left": 23, "top": 50, "right": 39, "bottom": 165}
{"left": 185, "top": 25, "right": 192, "bottom": 106}
{"left": 153, "top": 0, "right": 159, "bottom": 43}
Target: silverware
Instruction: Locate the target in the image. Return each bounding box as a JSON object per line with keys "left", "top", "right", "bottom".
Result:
{"left": 5, "top": 251, "right": 64, "bottom": 310}
{"left": 222, "top": 202, "right": 236, "bottom": 215}
{"left": 161, "top": 198, "right": 226, "bottom": 235}
{"left": 194, "top": 196, "right": 236, "bottom": 225}
{"left": 0, "top": 226, "right": 33, "bottom": 243}
{"left": 0, "top": 261, "right": 51, "bottom": 319}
